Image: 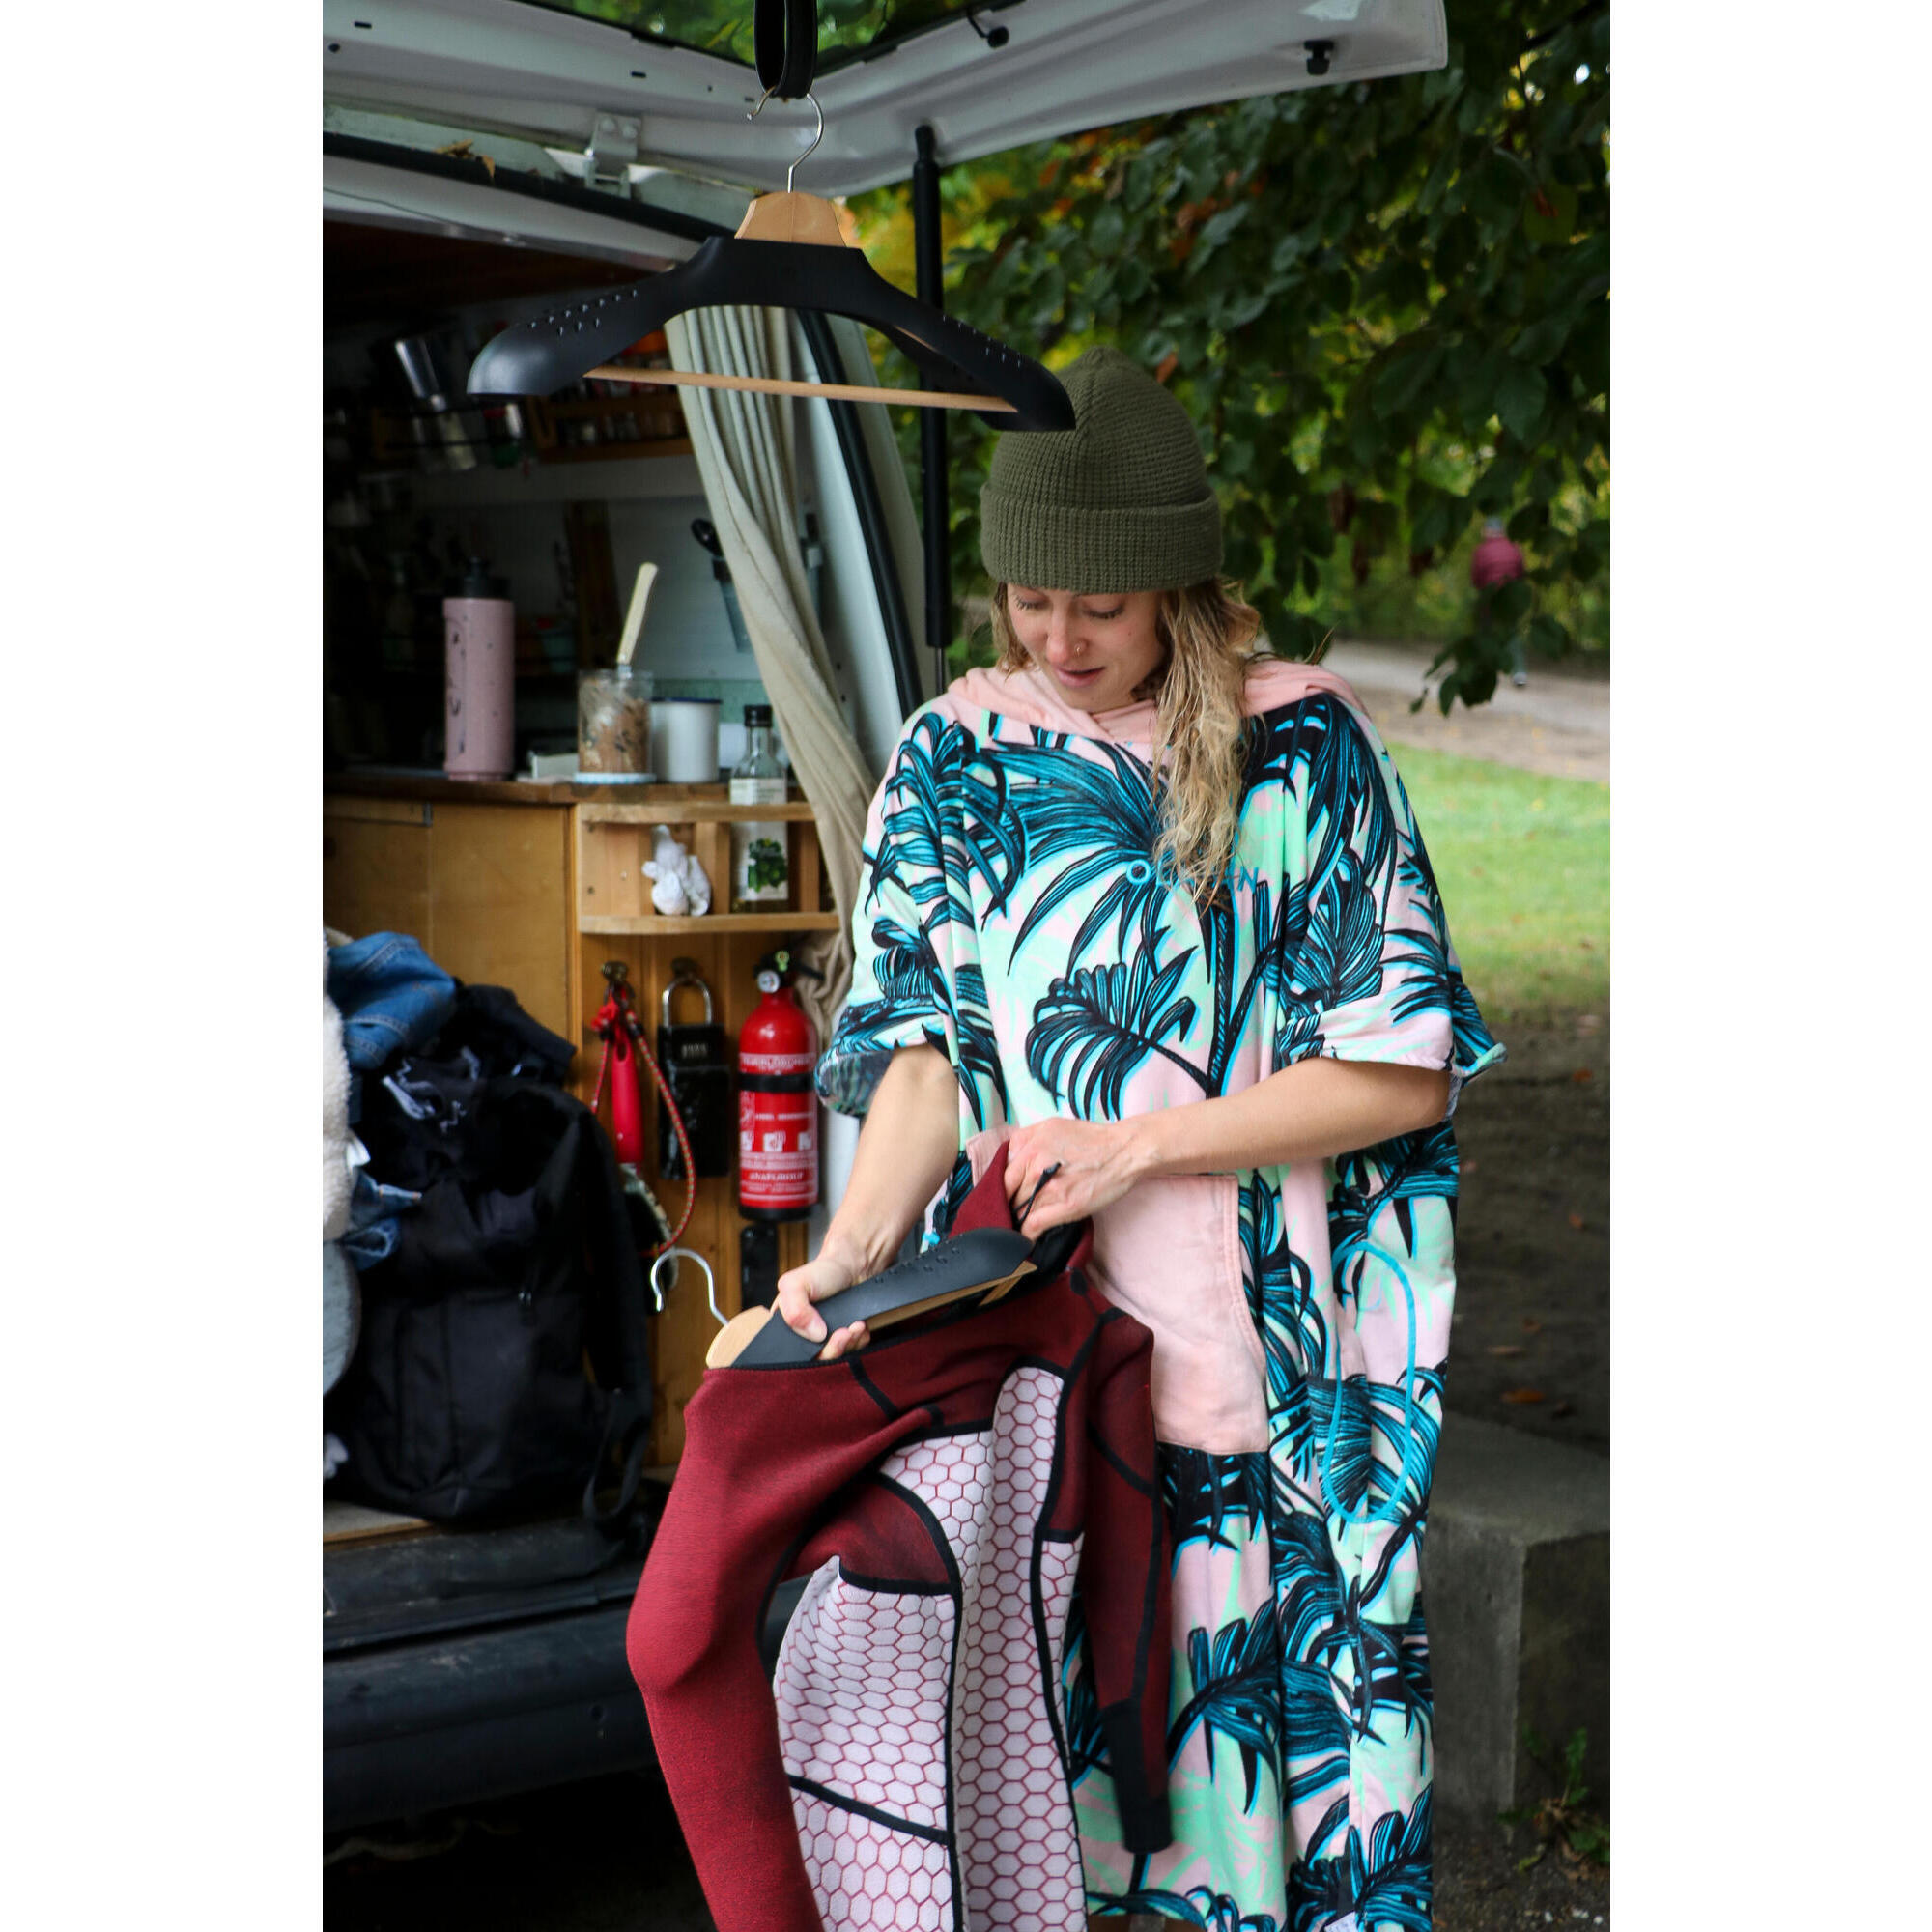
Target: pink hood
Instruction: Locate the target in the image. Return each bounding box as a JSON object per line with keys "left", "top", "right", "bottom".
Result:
{"left": 940, "top": 657, "right": 1365, "bottom": 746}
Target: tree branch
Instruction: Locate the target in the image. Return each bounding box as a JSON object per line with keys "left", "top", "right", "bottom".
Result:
{"left": 1524, "top": 0, "right": 1607, "bottom": 52}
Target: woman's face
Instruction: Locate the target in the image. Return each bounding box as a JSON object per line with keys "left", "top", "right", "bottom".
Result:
{"left": 1006, "top": 586, "right": 1165, "bottom": 711}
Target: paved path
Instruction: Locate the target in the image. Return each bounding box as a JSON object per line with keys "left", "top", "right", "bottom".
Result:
{"left": 1321, "top": 639, "right": 1609, "bottom": 783}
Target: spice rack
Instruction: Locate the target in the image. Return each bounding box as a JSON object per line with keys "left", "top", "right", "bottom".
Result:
{"left": 527, "top": 340, "right": 691, "bottom": 462}
{"left": 362, "top": 402, "right": 535, "bottom": 472}
{"left": 577, "top": 794, "right": 838, "bottom": 935}
{"left": 528, "top": 399, "right": 693, "bottom": 465}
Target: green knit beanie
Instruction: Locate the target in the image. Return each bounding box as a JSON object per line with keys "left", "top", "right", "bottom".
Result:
{"left": 979, "top": 345, "right": 1221, "bottom": 594}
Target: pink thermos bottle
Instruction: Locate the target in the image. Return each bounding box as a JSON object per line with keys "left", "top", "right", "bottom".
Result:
{"left": 443, "top": 558, "right": 516, "bottom": 781}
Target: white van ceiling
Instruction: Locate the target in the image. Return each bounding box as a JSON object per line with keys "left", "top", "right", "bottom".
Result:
{"left": 325, "top": 0, "right": 1447, "bottom": 199}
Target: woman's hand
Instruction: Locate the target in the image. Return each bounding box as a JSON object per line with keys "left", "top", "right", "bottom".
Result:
{"left": 771, "top": 1042, "right": 959, "bottom": 1363}
{"left": 1003, "top": 1117, "right": 1151, "bottom": 1233}
{"left": 774, "top": 1236, "right": 872, "bottom": 1360}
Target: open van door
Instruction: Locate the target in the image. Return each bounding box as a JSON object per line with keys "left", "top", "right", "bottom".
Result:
{"left": 324, "top": 1, "right": 1445, "bottom": 196}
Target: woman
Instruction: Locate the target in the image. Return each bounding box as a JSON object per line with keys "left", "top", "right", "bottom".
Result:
{"left": 785, "top": 347, "right": 1500, "bottom": 1931}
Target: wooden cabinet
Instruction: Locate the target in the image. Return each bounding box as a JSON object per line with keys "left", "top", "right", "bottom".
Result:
{"left": 324, "top": 773, "right": 832, "bottom": 1462}
{"left": 323, "top": 792, "right": 575, "bottom": 1041}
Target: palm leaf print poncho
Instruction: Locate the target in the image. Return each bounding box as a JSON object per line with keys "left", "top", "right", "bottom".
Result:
{"left": 816, "top": 658, "right": 1502, "bottom": 1932}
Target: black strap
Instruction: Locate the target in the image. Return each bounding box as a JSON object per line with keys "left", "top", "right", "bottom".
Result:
{"left": 755, "top": 0, "right": 819, "bottom": 99}
{"left": 575, "top": 1106, "right": 662, "bottom": 1538}
{"left": 1012, "top": 1161, "right": 1062, "bottom": 1228}
{"left": 578, "top": 1111, "right": 656, "bottom": 1397}
{"left": 1027, "top": 1220, "right": 1084, "bottom": 1283}
{"left": 584, "top": 1387, "right": 658, "bottom": 1536}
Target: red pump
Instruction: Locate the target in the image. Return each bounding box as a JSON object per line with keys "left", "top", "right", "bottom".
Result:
{"left": 591, "top": 960, "right": 695, "bottom": 1256}
{"left": 737, "top": 950, "right": 820, "bottom": 1222}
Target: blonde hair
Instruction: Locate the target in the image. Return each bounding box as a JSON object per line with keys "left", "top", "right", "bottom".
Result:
{"left": 990, "top": 579, "right": 1265, "bottom": 904}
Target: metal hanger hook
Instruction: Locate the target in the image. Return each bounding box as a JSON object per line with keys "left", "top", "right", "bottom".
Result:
{"left": 650, "top": 1246, "right": 725, "bottom": 1328}
{"left": 786, "top": 92, "right": 825, "bottom": 193}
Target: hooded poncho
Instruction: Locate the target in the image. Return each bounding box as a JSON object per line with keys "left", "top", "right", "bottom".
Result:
{"left": 817, "top": 657, "right": 1502, "bottom": 1931}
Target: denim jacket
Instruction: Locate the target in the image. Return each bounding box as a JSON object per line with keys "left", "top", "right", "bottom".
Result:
{"left": 327, "top": 932, "right": 457, "bottom": 1073}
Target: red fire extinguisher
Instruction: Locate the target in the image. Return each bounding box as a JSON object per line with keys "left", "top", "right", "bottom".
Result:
{"left": 738, "top": 949, "right": 820, "bottom": 1222}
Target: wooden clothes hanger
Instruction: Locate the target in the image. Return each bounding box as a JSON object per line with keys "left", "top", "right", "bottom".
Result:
{"left": 467, "top": 8, "right": 1072, "bottom": 431}
{"left": 706, "top": 1166, "right": 1077, "bottom": 1369}
{"left": 706, "top": 1228, "right": 1040, "bottom": 1369}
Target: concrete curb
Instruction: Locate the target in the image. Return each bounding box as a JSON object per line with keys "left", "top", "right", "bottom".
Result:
{"left": 1424, "top": 1414, "right": 1610, "bottom": 1826}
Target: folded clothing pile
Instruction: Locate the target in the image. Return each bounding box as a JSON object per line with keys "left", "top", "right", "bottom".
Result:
{"left": 323, "top": 934, "right": 653, "bottom": 1525}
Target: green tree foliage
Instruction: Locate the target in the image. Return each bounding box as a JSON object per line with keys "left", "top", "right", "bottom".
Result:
{"left": 851, "top": 1, "right": 1608, "bottom": 709}
{"left": 549, "top": 1, "right": 978, "bottom": 67}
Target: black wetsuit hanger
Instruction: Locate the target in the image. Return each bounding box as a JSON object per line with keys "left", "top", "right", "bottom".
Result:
{"left": 466, "top": 3, "right": 1072, "bottom": 431}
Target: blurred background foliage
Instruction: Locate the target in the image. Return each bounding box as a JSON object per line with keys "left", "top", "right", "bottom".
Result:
{"left": 847, "top": 0, "right": 1609, "bottom": 706}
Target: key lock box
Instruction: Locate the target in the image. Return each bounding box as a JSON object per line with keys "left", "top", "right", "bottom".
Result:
{"left": 657, "top": 960, "right": 735, "bottom": 1180}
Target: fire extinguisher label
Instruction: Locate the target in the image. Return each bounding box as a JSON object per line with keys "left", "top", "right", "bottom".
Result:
{"left": 738, "top": 1091, "right": 819, "bottom": 1208}
{"left": 740, "top": 1050, "right": 816, "bottom": 1076}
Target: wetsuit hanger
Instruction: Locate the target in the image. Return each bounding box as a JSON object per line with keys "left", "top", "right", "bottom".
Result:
{"left": 706, "top": 1168, "right": 1074, "bottom": 1369}
{"left": 466, "top": 3, "right": 1072, "bottom": 431}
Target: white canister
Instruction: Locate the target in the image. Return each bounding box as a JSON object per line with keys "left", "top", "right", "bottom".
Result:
{"left": 651, "top": 698, "right": 722, "bottom": 783}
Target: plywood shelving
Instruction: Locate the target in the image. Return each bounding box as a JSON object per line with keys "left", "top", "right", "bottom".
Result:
{"left": 577, "top": 796, "right": 836, "bottom": 936}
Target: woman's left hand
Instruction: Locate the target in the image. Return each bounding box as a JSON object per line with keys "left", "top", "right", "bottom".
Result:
{"left": 1004, "top": 1117, "right": 1150, "bottom": 1233}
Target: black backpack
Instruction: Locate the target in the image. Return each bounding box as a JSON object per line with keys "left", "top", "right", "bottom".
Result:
{"left": 327, "top": 1044, "right": 657, "bottom": 1531}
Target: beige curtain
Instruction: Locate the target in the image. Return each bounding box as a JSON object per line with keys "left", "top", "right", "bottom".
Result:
{"left": 667, "top": 308, "right": 879, "bottom": 1043}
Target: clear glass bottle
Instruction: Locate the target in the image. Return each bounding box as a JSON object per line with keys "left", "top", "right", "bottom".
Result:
{"left": 729, "top": 703, "right": 790, "bottom": 911}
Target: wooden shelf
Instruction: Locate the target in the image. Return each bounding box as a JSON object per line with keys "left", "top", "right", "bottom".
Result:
{"left": 327, "top": 774, "right": 776, "bottom": 809}
{"left": 580, "top": 798, "right": 818, "bottom": 824}
{"left": 528, "top": 369, "right": 687, "bottom": 461}
{"left": 536, "top": 437, "right": 695, "bottom": 466}
{"left": 581, "top": 911, "right": 842, "bottom": 935}
{"left": 376, "top": 448, "right": 704, "bottom": 510}
{"left": 579, "top": 799, "right": 831, "bottom": 931}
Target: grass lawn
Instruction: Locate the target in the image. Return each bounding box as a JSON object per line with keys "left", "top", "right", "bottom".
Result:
{"left": 1391, "top": 745, "right": 1609, "bottom": 1021}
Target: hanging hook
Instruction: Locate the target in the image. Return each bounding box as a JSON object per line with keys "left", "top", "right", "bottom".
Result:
{"left": 746, "top": 89, "right": 823, "bottom": 194}
{"left": 651, "top": 1246, "right": 726, "bottom": 1329}
{"left": 786, "top": 92, "right": 825, "bottom": 194}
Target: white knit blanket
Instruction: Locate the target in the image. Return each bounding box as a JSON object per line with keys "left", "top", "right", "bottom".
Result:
{"left": 323, "top": 931, "right": 353, "bottom": 1241}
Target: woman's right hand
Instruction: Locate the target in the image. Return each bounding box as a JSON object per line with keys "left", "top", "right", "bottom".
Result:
{"left": 775, "top": 1238, "right": 871, "bottom": 1360}
{"left": 775, "top": 1044, "right": 956, "bottom": 1362}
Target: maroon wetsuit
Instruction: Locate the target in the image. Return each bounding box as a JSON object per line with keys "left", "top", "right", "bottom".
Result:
{"left": 627, "top": 1149, "right": 1171, "bottom": 1931}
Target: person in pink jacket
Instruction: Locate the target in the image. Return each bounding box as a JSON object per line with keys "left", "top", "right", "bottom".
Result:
{"left": 790, "top": 347, "right": 1502, "bottom": 1931}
